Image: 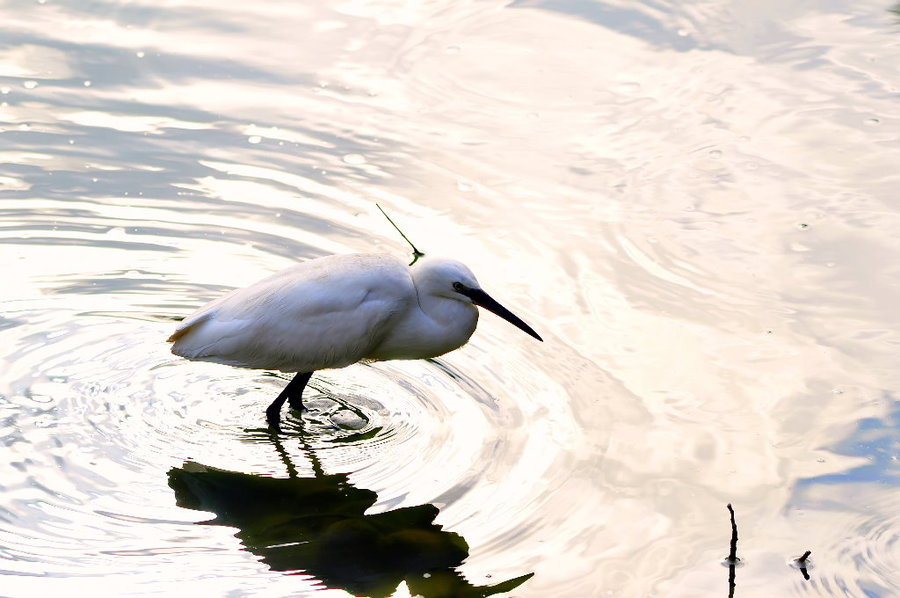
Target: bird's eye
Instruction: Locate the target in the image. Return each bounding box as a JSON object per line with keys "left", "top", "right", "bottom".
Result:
{"left": 452, "top": 282, "right": 465, "bottom": 293}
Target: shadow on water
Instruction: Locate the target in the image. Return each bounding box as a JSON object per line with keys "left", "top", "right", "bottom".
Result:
{"left": 167, "top": 431, "right": 533, "bottom": 598}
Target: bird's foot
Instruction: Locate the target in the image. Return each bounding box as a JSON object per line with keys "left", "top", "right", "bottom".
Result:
{"left": 265, "top": 408, "right": 283, "bottom": 433}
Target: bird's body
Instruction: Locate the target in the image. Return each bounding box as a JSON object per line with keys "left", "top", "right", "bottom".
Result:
{"left": 169, "top": 253, "right": 541, "bottom": 428}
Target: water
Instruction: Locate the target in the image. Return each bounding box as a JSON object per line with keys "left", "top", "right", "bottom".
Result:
{"left": 2, "top": 1, "right": 899, "bottom": 596}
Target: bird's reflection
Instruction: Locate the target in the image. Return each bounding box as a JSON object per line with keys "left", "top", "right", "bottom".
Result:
{"left": 167, "top": 432, "right": 533, "bottom": 597}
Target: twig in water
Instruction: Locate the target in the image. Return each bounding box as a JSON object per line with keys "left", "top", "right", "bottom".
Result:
{"left": 724, "top": 504, "right": 740, "bottom": 598}
{"left": 726, "top": 503, "right": 740, "bottom": 564}
{"left": 795, "top": 550, "right": 812, "bottom": 581}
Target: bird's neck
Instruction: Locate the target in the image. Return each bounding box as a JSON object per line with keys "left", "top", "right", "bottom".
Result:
{"left": 369, "top": 295, "right": 478, "bottom": 361}
{"left": 419, "top": 295, "right": 479, "bottom": 355}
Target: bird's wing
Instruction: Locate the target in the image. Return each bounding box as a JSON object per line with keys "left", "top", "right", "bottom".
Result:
{"left": 169, "top": 254, "right": 414, "bottom": 372}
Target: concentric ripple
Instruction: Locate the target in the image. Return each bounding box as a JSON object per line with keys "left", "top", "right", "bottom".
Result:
{"left": 0, "top": 274, "right": 561, "bottom": 596}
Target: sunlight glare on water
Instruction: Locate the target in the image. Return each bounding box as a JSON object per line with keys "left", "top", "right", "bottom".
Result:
{"left": 2, "top": 0, "right": 900, "bottom": 596}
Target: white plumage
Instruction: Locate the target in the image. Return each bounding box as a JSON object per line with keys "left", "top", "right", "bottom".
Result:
{"left": 169, "top": 253, "right": 542, "bottom": 428}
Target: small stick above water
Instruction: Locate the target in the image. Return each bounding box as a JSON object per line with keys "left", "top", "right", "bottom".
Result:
{"left": 376, "top": 203, "right": 425, "bottom": 265}
{"left": 727, "top": 503, "right": 739, "bottom": 564}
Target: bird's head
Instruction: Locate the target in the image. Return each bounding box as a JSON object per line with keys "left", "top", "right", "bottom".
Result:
{"left": 411, "top": 257, "right": 543, "bottom": 342}
{"left": 411, "top": 258, "right": 479, "bottom": 301}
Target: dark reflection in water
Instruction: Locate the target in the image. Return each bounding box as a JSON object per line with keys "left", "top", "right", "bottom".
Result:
{"left": 727, "top": 562, "right": 735, "bottom": 598}
{"left": 167, "top": 433, "right": 533, "bottom": 597}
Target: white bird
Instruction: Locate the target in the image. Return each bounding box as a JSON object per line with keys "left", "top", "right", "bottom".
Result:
{"left": 168, "top": 253, "right": 542, "bottom": 428}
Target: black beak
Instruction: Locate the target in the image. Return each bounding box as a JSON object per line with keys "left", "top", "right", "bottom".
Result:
{"left": 463, "top": 288, "right": 543, "bottom": 342}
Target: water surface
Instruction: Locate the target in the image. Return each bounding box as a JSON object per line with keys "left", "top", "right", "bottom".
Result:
{"left": 2, "top": 1, "right": 899, "bottom": 596}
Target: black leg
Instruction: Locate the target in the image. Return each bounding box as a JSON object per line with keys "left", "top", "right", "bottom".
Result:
{"left": 286, "top": 371, "right": 312, "bottom": 411}
{"left": 265, "top": 371, "right": 313, "bottom": 430}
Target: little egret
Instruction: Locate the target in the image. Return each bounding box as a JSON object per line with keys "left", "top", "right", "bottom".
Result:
{"left": 168, "top": 253, "right": 542, "bottom": 428}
